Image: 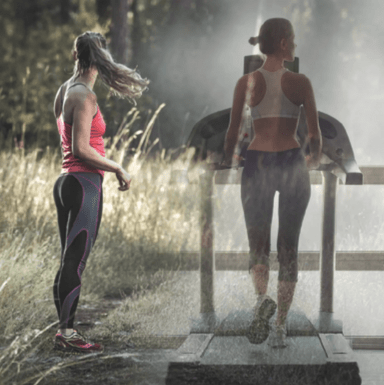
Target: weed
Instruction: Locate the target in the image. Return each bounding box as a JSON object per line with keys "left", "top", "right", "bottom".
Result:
{"left": 0, "top": 106, "right": 200, "bottom": 383}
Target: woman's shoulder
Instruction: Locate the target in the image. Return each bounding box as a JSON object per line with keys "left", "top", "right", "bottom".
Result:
{"left": 236, "top": 71, "right": 264, "bottom": 88}
{"left": 66, "top": 82, "right": 96, "bottom": 100}
{"left": 64, "top": 84, "right": 97, "bottom": 115}
{"left": 243, "top": 70, "right": 264, "bottom": 79}
{"left": 284, "top": 70, "right": 313, "bottom": 90}
{"left": 54, "top": 80, "right": 70, "bottom": 119}
{"left": 54, "top": 79, "right": 97, "bottom": 120}
{"left": 55, "top": 78, "right": 96, "bottom": 105}
{"left": 285, "top": 70, "right": 311, "bottom": 83}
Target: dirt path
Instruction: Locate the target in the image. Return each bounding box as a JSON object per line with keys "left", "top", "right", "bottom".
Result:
{"left": 45, "top": 299, "right": 183, "bottom": 384}
{"left": 75, "top": 298, "right": 124, "bottom": 332}
{"left": 24, "top": 345, "right": 179, "bottom": 385}
{"left": 1, "top": 298, "right": 186, "bottom": 385}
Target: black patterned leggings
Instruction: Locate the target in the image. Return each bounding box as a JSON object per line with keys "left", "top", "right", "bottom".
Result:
{"left": 241, "top": 148, "right": 311, "bottom": 282}
{"left": 53, "top": 172, "right": 103, "bottom": 329}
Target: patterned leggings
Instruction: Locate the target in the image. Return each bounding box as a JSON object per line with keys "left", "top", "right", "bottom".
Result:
{"left": 53, "top": 172, "right": 103, "bottom": 329}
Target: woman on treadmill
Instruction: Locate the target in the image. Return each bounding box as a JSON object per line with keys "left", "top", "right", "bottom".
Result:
{"left": 223, "top": 18, "right": 322, "bottom": 348}
{"left": 52, "top": 31, "right": 149, "bottom": 354}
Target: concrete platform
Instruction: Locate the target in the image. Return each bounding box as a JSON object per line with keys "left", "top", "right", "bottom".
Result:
{"left": 166, "top": 310, "right": 362, "bottom": 384}
{"left": 190, "top": 308, "right": 318, "bottom": 336}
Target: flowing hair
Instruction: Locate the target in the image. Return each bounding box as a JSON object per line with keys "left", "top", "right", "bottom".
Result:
{"left": 73, "top": 31, "right": 149, "bottom": 103}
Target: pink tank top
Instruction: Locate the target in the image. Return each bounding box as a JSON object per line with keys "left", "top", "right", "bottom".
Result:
{"left": 57, "top": 84, "right": 106, "bottom": 178}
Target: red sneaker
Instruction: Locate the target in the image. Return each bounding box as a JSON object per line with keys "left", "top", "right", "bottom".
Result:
{"left": 54, "top": 330, "right": 104, "bottom": 354}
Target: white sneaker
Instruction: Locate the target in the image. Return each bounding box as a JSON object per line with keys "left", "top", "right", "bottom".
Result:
{"left": 268, "top": 323, "right": 287, "bottom": 348}
{"left": 254, "top": 295, "right": 277, "bottom": 320}
{"left": 246, "top": 295, "right": 277, "bottom": 344}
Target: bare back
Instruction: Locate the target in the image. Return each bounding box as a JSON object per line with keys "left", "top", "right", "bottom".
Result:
{"left": 247, "top": 69, "right": 308, "bottom": 152}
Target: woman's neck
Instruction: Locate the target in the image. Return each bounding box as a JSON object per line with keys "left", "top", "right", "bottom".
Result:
{"left": 74, "top": 68, "right": 98, "bottom": 90}
{"left": 261, "top": 56, "right": 286, "bottom": 72}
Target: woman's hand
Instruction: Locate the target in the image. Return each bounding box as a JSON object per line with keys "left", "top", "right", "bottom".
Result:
{"left": 305, "top": 155, "right": 320, "bottom": 170}
{"left": 221, "top": 158, "right": 232, "bottom": 168}
{"left": 115, "top": 167, "right": 131, "bottom": 191}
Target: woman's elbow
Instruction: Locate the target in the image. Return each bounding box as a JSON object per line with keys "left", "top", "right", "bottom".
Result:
{"left": 72, "top": 144, "right": 88, "bottom": 160}
{"left": 225, "top": 126, "right": 238, "bottom": 142}
{"left": 307, "top": 123, "right": 321, "bottom": 140}
{"left": 308, "top": 132, "right": 320, "bottom": 141}
{"left": 72, "top": 145, "right": 80, "bottom": 158}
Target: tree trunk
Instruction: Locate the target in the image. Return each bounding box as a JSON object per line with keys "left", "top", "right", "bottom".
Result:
{"left": 110, "top": 0, "right": 130, "bottom": 64}
{"left": 96, "top": 0, "right": 111, "bottom": 23}
{"left": 60, "top": 0, "right": 71, "bottom": 23}
{"left": 130, "top": 0, "right": 140, "bottom": 67}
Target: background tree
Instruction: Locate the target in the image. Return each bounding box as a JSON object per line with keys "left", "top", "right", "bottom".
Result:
{"left": 60, "top": 0, "right": 73, "bottom": 23}
{"left": 0, "top": 0, "right": 108, "bottom": 149}
{"left": 0, "top": 0, "right": 383, "bottom": 163}
{"left": 110, "top": 0, "right": 130, "bottom": 64}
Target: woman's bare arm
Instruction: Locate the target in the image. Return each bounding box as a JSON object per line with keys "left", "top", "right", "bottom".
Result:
{"left": 302, "top": 75, "right": 322, "bottom": 167}
{"left": 71, "top": 92, "right": 131, "bottom": 190}
{"left": 223, "top": 76, "right": 247, "bottom": 163}
{"left": 53, "top": 86, "right": 63, "bottom": 119}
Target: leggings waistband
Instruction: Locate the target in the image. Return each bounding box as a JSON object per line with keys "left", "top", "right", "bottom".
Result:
{"left": 60, "top": 172, "right": 103, "bottom": 187}
{"left": 244, "top": 148, "right": 304, "bottom": 177}
{"left": 246, "top": 147, "right": 302, "bottom": 162}
{"left": 245, "top": 148, "right": 302, "bottom": 170}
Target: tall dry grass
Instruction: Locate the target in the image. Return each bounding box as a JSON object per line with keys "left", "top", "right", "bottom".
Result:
{"left": 0, "top": 106, "right": 201, "bottom": 383}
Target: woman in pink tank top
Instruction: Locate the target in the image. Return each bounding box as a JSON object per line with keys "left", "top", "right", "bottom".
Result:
{"left": 52, "top": 32, "right": 149, "bottom": 354}
{"left": 224, "top": 19, "right": 322, "bottom": 348}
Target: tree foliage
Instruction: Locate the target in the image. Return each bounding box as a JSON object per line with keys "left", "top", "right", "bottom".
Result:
{"left": 127, "top": 0, "right": 224, "bottom": 147}
{"left": 0, "top": 0, "right": 378, "bottom": 153}
{"left": 0, "top": 0, "right": 236, "bottom": 150}
{"left": 0, "top": 0, "right": 105, "bottom": 149}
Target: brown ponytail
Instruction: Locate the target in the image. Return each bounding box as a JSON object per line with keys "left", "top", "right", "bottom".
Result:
{"left": 73, "top": 32, "right": 149, "bottom": 103}
{"left": 248, "top": 36, "right": 259, "bottom": 46}
{"left": 250, "top": 18, "right": 293, "bottom": 55}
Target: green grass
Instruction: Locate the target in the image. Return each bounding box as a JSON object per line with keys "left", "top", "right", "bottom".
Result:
{"left": 0, "top": 106, "right": 203, "bottom": 383}
{"left": 2, "top": 105, "right": 380, "bottom": 384}
{"left": 0, "top": 146, "right": 201, "bottom": 334}
{"left": 86, "top": 270, "right": 201, "bottom": 348}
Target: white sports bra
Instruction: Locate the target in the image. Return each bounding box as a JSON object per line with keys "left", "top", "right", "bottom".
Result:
{"left": 247, "top": 68, "right": 301, "bottom": 120}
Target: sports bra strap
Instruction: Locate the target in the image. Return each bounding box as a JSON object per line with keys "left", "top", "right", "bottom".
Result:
{"left": 61, "top": 82, "right": 98, "bottom": 124}
{"left": 60, "top": 85, "right": 64, "bottom": 111}
{"left": 60, "top": 83, "right": 89, "bottom": 116}
{"left": 67, "top": 82, "right": 91, "bottom": 91}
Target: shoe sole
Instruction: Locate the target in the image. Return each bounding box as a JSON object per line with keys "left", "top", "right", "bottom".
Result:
{"left": 268, "top": 334, "right": 287, "bottom": 348}
{"left": 257, "top": 297, "right": 277, "bottom": 320}
{"left": 54, "top": 343, "right": 104, "bottom": 355}
{"left": 268, "top": 341, "right": 287, "bottom": 348}
{"left": 246, "top": 298, "right": 277, "bottom": 344}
